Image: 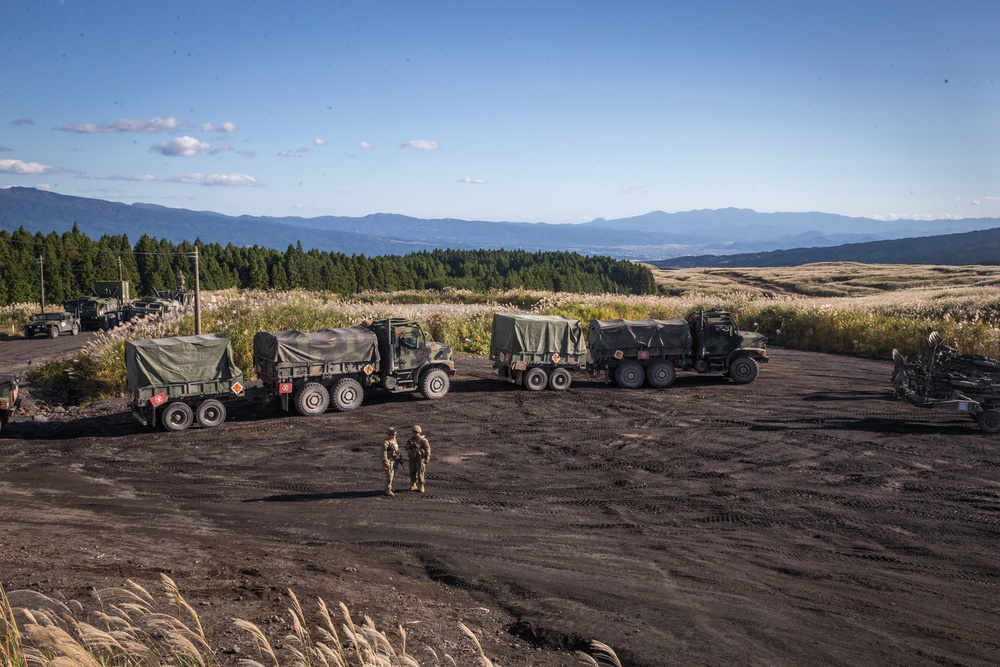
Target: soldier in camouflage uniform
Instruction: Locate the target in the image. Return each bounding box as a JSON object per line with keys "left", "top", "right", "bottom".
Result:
{"left": 380, "top": 427, "right": 400, "bottom": 496}
{"left": 406, "top": 425, "right": 431, "bottom": 493}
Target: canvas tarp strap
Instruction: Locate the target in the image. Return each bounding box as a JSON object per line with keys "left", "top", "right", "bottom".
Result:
{"left": 587, "top": 318, "right": 692, "bottom": 351}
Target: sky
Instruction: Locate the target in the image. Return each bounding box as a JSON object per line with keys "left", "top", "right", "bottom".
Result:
{"left": 1, "top": 1, "right": 998, "bottom": 224}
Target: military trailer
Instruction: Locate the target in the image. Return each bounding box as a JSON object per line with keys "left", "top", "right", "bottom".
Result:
{"left": 893, "top": 331, "right": 1000, "bottom": 433}
{"left": 126, "top": 333, "right": 245, "bottom": 431}
{"left": 253, "top": 318, "right": 454, "bottom": 415}
{"left": 489, "top": 314, "right": 587, "bottom": 391}
{"left": 588, "top": 310, "right": 768, "bottom": 388}
{"left": 0, "top": 373, "right": 21, "bottom": 433}
{"left": 24, "top": 311, "right": 80, "bottom": 339}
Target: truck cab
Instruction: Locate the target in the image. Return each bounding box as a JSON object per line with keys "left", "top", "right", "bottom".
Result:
{"left": 688, "top": 310, "right": 768, "bottom": 382}
{"left": 367, "top": 318, "right": 454, "bottom": 396}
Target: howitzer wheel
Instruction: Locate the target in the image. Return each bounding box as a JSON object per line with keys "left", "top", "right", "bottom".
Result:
{"left": 647, "top": 360, "right": 676, "bottom": 388}
{"left": 331, "top": 378, "right": 363, "bottom": 412}
{"left": 420, "top": 368, "right": 450, "bottom": 400}
{"left": 161, "top": 402, "right": 194, "bottom": 432}
{"left": 295, "top": 381, "right": 331, "bottom": 416}
{"left": 977, "top": 409, "right": 1000, "bottom": 434}
{"left": 196, "top": 399, "right": 227, "bottom": 428}
{"left": 614, "top": 361, "right": 645, "bottom": 389}
{"left": 548, "top": 367, "right": 572, "bottom": 391}
{"left": 728, "top": 356, "right": 759, "bottom": 384}
{"left": 524, "top": 367, "right": 548, "bottom": 391}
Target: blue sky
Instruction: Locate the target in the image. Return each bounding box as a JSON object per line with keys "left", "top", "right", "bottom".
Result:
{"left": 1, "top": 1, "right": 997, "bottom": 224}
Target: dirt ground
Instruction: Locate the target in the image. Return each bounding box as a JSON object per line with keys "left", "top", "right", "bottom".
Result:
{"left": 1, "top": 338, "right": 998, "bottom": 666}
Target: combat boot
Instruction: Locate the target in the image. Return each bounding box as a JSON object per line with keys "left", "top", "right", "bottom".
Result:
{"left": 419, "top": 484, "right": 425, "bottom": 493}
{"left": 410, "top": 483, "right": 418, "bottom": 491}
{"left": 385, "top": 488, "right": 394, "bottom": 497}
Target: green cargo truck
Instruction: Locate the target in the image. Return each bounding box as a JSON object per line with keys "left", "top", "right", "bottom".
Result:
{"left": 0, "top": 373, "right": 21, "bottom": 434}
{"left": 489, "top": 314, "right": 587, "bottom": 391}
{"left": 253, "top": 318, "right": 454, "bottom": 415}
{"left": 126, "top": 333, "right": 245, "bottom": 431}
{"left": 587, "top": 310, "right": 768, "bottom": 388}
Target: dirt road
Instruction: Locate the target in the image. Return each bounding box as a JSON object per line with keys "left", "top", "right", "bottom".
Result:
{"left": 1, "top": 342, "right": 998, "bottom": 666}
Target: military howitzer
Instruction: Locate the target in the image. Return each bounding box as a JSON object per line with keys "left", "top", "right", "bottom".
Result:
{"left": 892, "top": 331, "right": 1000, "bottom": 433}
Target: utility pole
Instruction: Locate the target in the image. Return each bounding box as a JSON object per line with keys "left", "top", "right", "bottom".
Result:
{"left": 37, "top": 255, "right": 45, "bottom": 311}
{"left": 192, "top": 246, "right": 201, "bottom": 335}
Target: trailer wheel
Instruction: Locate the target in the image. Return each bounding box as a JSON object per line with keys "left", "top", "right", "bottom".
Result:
{"left": 161, "top": 402, "right": 194, "bottom": 431}
{"left": 420, "top": 368, "right": 450, "bottom": 400}
{"left": 331, "top": 378, "right": 363, "bottom": 412}
{"left": 614, "top": 361, "right": 645, "bottom": 389}
{"left": 524, "top": 367, "right": 548, "bottom": 392}
{"left": 548, "top": 367, "right": 572, "bottom": 391}
{"left": 48, "top": 326, "right": 59, "bottom": 339}
{"left": 647, "top": 360, "right": 676, "bottom": 388}
{"left": 196, "top": 399, "right": 227, "bottom": 428}
{"left": 295, "top": 382, "right": 331, "bottom": 416}
{"left": 977, "top": 409, "right": 1000, "bottom": 433}
{"left": 728, "top": 356, "right": 759, "bottom": 384}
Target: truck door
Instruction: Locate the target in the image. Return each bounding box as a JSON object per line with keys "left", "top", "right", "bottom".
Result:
{"left": 393, "top": 324, "right": 426, "bottom": 372}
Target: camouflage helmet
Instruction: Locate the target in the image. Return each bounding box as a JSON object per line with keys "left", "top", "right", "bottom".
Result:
{"left": 386, "top": 427, "right": 397, "bottom": 435}
{"left": 412, "top": 425, "right": 422, "bottom": 434}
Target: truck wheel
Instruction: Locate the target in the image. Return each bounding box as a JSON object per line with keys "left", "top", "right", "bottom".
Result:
{"left": 420, "top": 368, "right": 450, "bottom": 400}
{"left": 524, "top": 367, "right": 548, "bottom": 392}
{"left": 196, "top": 399, "right": 227, "bottom": 428}
{"left": 548, "top": 367, "right": 572, "bottom": 391}
{"left": 295, "top": 382, "right": 331, "bottom": 416}
{"left": 331, "top": 378, "right": 363, "bottom": 412}
{"left": 71, "top": 323, "right": 79, "bottom": 336}
{"left": 977, "top": 409, "right": 1000, "bottom": 433}
{"left": 48, "top": 326, "right": 59, "bottom": 339}
{"left": 647, "top": 360, "right": 676, "bottom": 388}
{"left": 162, "top": 402, "right": 194, "bottom": 431}
{"left": 614, "top": 361, "right": 645, "bottom": 389}
{"left": 729, "top": 356, "right": 759, "bottom": 384}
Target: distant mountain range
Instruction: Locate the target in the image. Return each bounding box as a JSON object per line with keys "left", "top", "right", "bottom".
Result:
{"left": 2, "top": 187, "right": 999, "bottom": 264}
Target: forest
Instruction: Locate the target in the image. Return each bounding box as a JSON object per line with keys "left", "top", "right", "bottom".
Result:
{"left": 0, "top": 224, "right": 657, "bottom": 306}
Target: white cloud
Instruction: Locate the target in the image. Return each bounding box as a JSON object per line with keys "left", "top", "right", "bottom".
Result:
{"left": 106, "top": 172, "right": 263, "bottom": 187}
{"left": 61, "top": 116, "right": 187, "bottom": 133}
{"left": 202, "top": 121, "right": 239, "bottom": 133}
{"left": 401, "top": 139, "right": 439, "bottom": 151}
{"left": 314, "top": 138, "right": 327, "bottom": 147}
{"left": 277, "top": 150, "right": 299, "bottom": 158}
{"left": 0, "top": 158, "right": 62, "bottom": 175}
{"left": 359, "top": 141, "right": 375, "bottom": 150}
{"left": 457, "top": 176, "right": 487, "bottom": 185}
{"left": 151, "top": 136, "right": 211, "bottom": 157}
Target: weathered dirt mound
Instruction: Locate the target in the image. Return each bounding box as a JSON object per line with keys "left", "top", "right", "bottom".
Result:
{"left": 1, "top": 346, "right": 998, "bottom": 666}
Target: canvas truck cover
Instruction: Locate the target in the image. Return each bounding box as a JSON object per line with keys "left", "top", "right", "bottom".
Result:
{"left": 253, "top": 327, "right": 379, "bottom": 366}
{"left": 125, "top": 333, "right": 242, "bottom": 389}
{"left": 587, "top": 318, "right": 692, "bottom": 352}
{"left": 490, "top": 314, "right": 585, "bottom": 359}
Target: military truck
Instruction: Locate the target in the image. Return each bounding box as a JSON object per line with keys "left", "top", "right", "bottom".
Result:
{"left": 253, "top": 318, "right": 454, "bottom": 415}
{"left": 126, "top": 333, "right": 245, "bottom": 431}
{"left": 24, "top": 311, "right": 80, "bottom": 339}
{"left": 489, "top": 314, "right": 587, "bottom": 391}
{"left": 588, "top": 310, "right": 769, "bottom": 388}
{"left": 893, "top": 331, "right": 1000, "bottom": 433}
{"left": 0, "top": 373, "right": 20, "bottom": 433}
{"left": 65, "top": 280, "right": 131, "bottom": 330}
{"left": 124, "top": 297, "right": 182, "bottom": 322}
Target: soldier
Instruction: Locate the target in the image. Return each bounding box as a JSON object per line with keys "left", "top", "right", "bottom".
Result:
{"left": 380, "top": 427, "right": 400, "bottom": 496}
{"left": 406, "top": 425, "right": 431, "bottom": 493}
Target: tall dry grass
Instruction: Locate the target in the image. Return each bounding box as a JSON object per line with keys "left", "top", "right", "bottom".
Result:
{"left": 0, "top": 577, "right": 617, "bottom": 667}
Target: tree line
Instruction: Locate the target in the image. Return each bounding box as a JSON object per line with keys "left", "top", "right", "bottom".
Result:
{"left": 0, "top": 224, "right": 657, "bottom": 306}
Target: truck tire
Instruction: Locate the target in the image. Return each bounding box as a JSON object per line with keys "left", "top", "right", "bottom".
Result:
{"left": 647, "top": 360, "right": 676, "bottom": 388}
{"left": 728, "top": 356, "right": 759, "bottom": 384}
{"left": 71, "top": 323, "right": 79, "bottom": 336}
{"left": 331, "top": 378, "right": 363, "bottom": 412}
{"left": 420, "top": 368, "right": 450, "bottom": 400}
{"left": 48, "top": 326, "right": 59, "bottom": 339}
{"left": 548, "top": 367, "right": 572, "bottom": 391}
{"left": 524, "top": 367, "right": 548, "bottom": 392}
{"left": 614, "top": 361, "right": 644, "bottom": 389}
{"left": 161, "top": 402, "right": 194, "bottom": 431}
{"left": 295, "top": 382, "right": 331, "bottom": 416}
{"left": 196, "top": 399, "right": 227, "bottom": 428}
{"left": 977, "top": 408, "right": 1000, "bottom": 433}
